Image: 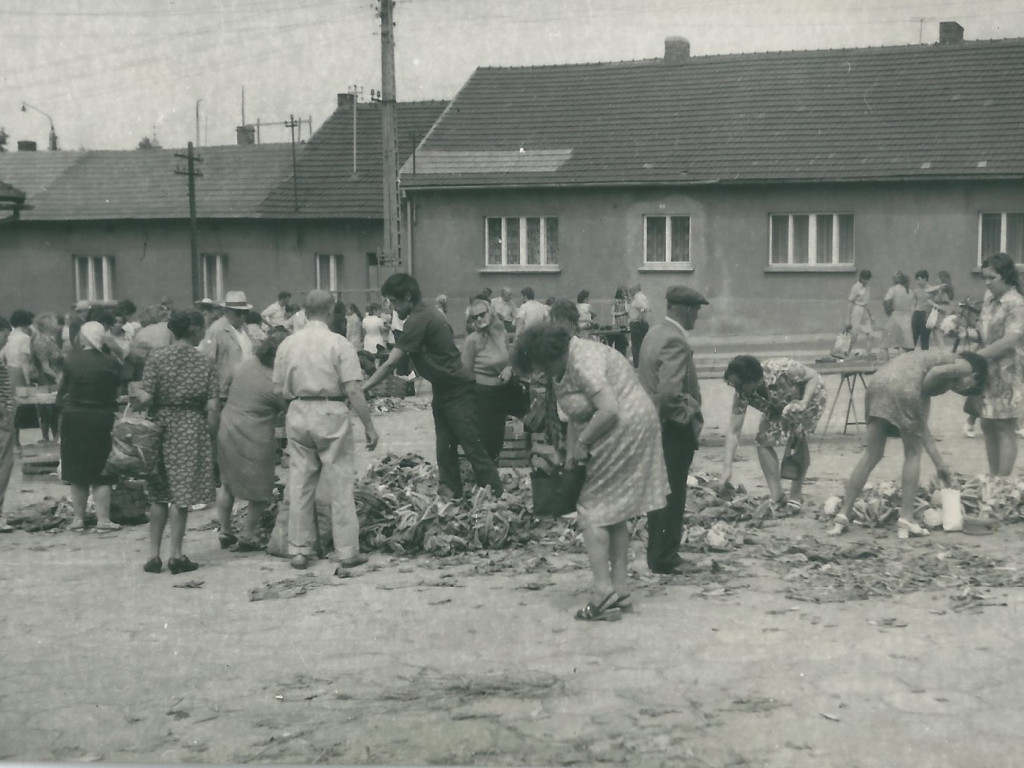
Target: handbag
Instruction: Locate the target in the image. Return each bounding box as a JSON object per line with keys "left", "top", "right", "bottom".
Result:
{"left": 504, "top": 378, "right": 530, "bottom": 420}
{"left": 103, "top": 403, "right": 163, "bottom": 479}
{"left": 531, "top": 465, "right": 587, "bottom": 517}
{"left": 925, "top": 307, "right": 940, "bottom": 330}
{"left": 830, "top": 329, "right": 853, "bottom": 359}
{"left": 780, "top": 431, "right": 810, "bottom": 481}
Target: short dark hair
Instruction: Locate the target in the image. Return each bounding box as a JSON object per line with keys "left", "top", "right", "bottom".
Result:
{"left": 859, "top": 269, "right": 872, "bottom": 281}
{"left": 10, "top": 309, "right": 33, "bottom": 328}
{"left": 958, "top": 351, "right": 988, "bottom": 396}
{"left": 257, "top": 328, "right": 290, "bottom": 367}
{"left": 614, "top": 286, "right": 627, "bottom": 300}
{"left": 167, "top": 309, "right": 205, "bottom": 340}
{"left": 915, "top": 270, "right": 929, "bottom": 280}
{"left": 512, "top": 322, "right": 571, "bottom": 375}
{"left": 577, "top": 290, "right": 590, "bottom": 303}
{"left": 549, "top": 298, "right": 579, "bottom": 326}
{"left": 278, "top": 290, "right": 292, "bottom": 301}
{"left": 381, "top": 273, "right": 422, "bottom": 304}
{"left": 520, "top": 286, "right": 535, "bottom": 301}
{"left": 86, "top": 308, "right": 116, "bottom": 329}
{"left": 894, "top": 270, "right": 910, "bottom": 289}
{"left": 982, "top": 252, "right": 1022, "bottom": 291}
{"left": 116, "top": 299, "right": 137, "bottom": 317}
{"left": 724, "top": 355, "right": 764, "bottom": 385}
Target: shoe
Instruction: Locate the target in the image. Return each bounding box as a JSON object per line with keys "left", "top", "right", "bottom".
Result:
{"left": 231, "top": 538, "right": 263, "bottom": 553}
{"left": 336, "top": 553, "right": 368, "bottom": 569}
{"left": 143, "top": 557, "right": 162, "bottom": 574}
{"left": 218, "top": 533, "right": 238, "bottom": 549}
{"left": 167, "top": 556, "right": 199, "bottom": 574}
{"left": 93, "top": 522, "right": 121, "bottom": 532}
{"left": 785, "top": 498, "right": 803, "bottom": 514}
{"left": 290, "top": 554, "right": 309, "bottom": 570}
{"left": 574, "top": 592, "right": 623, "bottom": 622}
{"left": 68, "top": 520, "right": 86, "bottom": 532}
{"left": 897, "top": 518, "right": 930, "bottom": 539}
{"left": 963, "top": 419, "right": 976, "bottom": 438}
{"left": 827, "top": 513, "right": 850, "bottom": 537}
{"left": 608, "top": 593, "right": 635, "bottom": 613}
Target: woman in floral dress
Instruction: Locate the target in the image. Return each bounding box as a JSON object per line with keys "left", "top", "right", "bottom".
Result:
{"left": 136, "top": 309, "right": 219, "bottom": 574}
{"left": 513, "top": 323, "right": 668, "bottom": 622}
{"left": 721, "top": 356, "right": 827, "bottom": 511}
{"left": 976, "top": 252, "right": 1024, "bottom": 475}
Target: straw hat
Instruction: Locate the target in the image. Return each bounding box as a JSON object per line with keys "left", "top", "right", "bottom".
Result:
{"left": 221, "top": 291, "right": 253, "bottom": 311}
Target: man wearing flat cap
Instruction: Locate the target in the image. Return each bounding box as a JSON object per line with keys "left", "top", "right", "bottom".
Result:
{"left": 637, "top": 285, "right": 708, "bottom": 574}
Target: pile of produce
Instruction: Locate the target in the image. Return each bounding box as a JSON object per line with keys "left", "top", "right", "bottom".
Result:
{"left": 685, "top": 471, "right": 799, "bottom": 525}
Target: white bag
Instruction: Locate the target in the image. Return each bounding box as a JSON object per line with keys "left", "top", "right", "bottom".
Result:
{"left": 830, "top": 330, "right": 853, "bottom": 359}
{"left": 925, "top": 308, "right": 940, "bottom": 330}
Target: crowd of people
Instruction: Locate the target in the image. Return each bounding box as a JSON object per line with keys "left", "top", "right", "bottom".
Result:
{"left": 0, "top": 253, "right": 1022, "bottom": 623}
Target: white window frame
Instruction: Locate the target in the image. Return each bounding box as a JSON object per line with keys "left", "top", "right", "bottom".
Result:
{"left": 200, "top": 253, "right": 227, "bottom": 301}
{"left": 977, "top": 212, "right": 1024, "bottom": 265}
{"left": 483, "top": 216, "right": 559, "bottom": 271}
{"left": 768, "top": 213, "right": 855, "bottom": 270}
{"left": 642, "top": 214, "right": 692, "bottom": 271}
{"left": 315, "top": 253, "right": 342, "bottom": 292}
{"left": 73, "top": 255, "right": 114, "bottom": 302}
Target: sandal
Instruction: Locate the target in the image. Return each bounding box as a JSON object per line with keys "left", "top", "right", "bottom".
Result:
{"left": 897, "top": 518, "right": 930, "bottom": 539}
{"left": 608, "top": 593, "right": 635, "bottom": 613}
{"left": 143, "top": 557, "right": 162, "bottom": 574}
{"left": 574, "top": 592, "right": 624, "bottom": 622}
{"left": 218, "top": 533, "right": 238, "bottom": 550}
{"left": 785, "top": 498, "right": 803, "bottom": 514}
{"left": 827, "top": 513, "right": 850, "bottom": 537}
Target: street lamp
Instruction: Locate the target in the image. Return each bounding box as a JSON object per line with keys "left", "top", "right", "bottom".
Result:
{"left": 20, "top": 102, "right": 59, "bottom": 151}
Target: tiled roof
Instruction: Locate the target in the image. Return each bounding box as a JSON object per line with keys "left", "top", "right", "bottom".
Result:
{"left": 401, "top": 38, "right": 1024, "bottom": 188}
{"left": 259, "top": 100, "right": 448, "bottom": 218}
{"left": 0, "top": 145, "right": 295, "bottom": 220}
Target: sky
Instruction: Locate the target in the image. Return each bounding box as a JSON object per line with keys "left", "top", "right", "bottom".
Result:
{"left": 3, "top": 0, "right": 1024, "bottom": 151}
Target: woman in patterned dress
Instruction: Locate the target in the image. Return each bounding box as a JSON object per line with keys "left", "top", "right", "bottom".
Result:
{"left": 976, "top": 252, "right": 1024, "bottom": 475}
{"left": 828, "top": 351, "right": 986, "bottom": 538}
{"left": 513, "top": 323, "right": 669, "bottom": 622}
{"left": 721, "top": 356, "right": 827, "bottom": 511}
{"left": 136, "top": 310, "right": 219, "bottom": 574}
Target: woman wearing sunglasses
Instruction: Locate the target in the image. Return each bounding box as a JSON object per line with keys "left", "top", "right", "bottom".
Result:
{"left": 461, "top": 298, "right": 514, "bottom": 461}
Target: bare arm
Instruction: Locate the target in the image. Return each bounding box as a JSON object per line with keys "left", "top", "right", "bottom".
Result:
{"left": 922, "top": 423, "right": 950, "bottom": 482}
{"left": 344, "top": 380, "right": 379, "bottom": 450}
{"left": 567, "top": 388, "right": 619, "bottom": 467}
{"left": 721, "top": 408, "right": 747, "bottom": 484}
{"left": 362, "top": 346, "right": 406, "bottom": 392}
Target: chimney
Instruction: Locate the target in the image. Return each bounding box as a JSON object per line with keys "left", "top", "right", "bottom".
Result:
{"left": 236, "top": 125, "right": 256, "bottom": 145}
{"left": 665, "top": 36, "right": 690, "bottom": 65}
{"left": 939, "top": 21, "right": 964, "bottom": 44}
{"left": 17, "top": 140, "right": 37, "bottom": 152}
{"left": 337, "top": 92, "right": 356, "bottom": 109}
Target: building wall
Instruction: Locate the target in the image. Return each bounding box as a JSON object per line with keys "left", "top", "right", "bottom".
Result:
{"left": 407, "top": 180, "right": 1024, "bottom": 336}
{"left": 0, "top": 218, "right": 393, "bottom": 315}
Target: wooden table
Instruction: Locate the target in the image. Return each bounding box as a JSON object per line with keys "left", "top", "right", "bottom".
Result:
{"left": 813, "top": 361, "right": 882, "bottom": 434}
{"left": 588, "top": 327, "right": 628, "bottom": 349}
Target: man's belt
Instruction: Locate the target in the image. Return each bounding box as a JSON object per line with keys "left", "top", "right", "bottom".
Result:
{"left": 292, "top": 395, "right": 346, "bottom": 402}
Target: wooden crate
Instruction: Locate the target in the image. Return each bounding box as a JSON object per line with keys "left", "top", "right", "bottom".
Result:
{"left": 498, "top": 419, "right": 531, "bottom": 468}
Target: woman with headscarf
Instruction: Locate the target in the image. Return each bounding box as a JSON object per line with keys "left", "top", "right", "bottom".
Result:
{"left": 214, "top": 328, "right": 289, "bottom": 551}
{"left": 136, "top": 310, "right": 219, "bottom": 574}
{"left": 461, "top": 298, "right": 513, "bottom": 461}
{"left": 57, "top": 321, "right": 124, "bottom": 532}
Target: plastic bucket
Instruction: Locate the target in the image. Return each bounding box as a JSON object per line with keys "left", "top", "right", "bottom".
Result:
{"left": 941, "top": 488, "right": 964, "bottom": 532}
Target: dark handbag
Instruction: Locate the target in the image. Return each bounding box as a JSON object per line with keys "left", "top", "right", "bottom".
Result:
{"left": 522, "top": 393, "right": 548, "bottom": 433}
{"left": 531, "top": 465, "right": 587, "bottom": 517}
{"left": 780, "top": 431, "right": 810, "bottom": 481}
{"left": 505, "top": 379, "right": 530, "bottom": 420}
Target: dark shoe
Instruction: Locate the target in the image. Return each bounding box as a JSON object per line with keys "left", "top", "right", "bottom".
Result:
{"left": 143, "top": 557, "right": 162, "bottom": 574}
{"left": 337, "top": 553, "right": 368, "bottom": 569}
{"left": 218, "top": 533, "right": 238, "bottom": 549}
{"left": 290, "top": 554, "right": 309, "bottom": 570}
{"left": 608, "top": 593, "right": 635, "bottom": 613}
{"left": 231, "top": 538, "right": 263, "bottom": 553}
{"left": 574, "top": 592, "right": 623, "bottom": 622}
{"left": 168, "top": 556, "right": 199, "bottom": 574}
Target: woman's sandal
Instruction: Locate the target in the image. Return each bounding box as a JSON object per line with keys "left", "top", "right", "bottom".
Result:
{"left": 785, "top": 498, "right": 803, "bottom": 514}
{"left": 608, "top": 593, "right": 635, "bottom": 613}
{"left": 827, "top": 513, "right": 850, "bottom": 537}
{"left": 68, "top": 520, "right": 86, "bottom": 532}
{"left": 574, "top": 592, "right": 624, "bottom": 622}
{"left": 897, "top": 518, "right": 930, "bottom": 539}
{"left": 218, "top": 533, "right": 238, "bottom": 550}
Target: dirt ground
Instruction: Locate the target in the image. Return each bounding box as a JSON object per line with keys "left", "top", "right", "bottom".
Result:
{"left": 3, "top": 376, "right": 1024, "bottom": 767}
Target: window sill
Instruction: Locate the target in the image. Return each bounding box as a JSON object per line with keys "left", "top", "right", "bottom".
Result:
{"left": 764, "top": 264, "right": 857, "bottom": 274}
{"left": 639, "top": 263, "right": 694, "bottom": 273}
{"left": 479, "top": 265, "right": 561, "bottom": 274}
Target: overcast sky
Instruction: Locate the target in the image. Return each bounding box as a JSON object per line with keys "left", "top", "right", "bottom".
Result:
{"left": 3, "top": 0, "right": 1024, "bottom": 151}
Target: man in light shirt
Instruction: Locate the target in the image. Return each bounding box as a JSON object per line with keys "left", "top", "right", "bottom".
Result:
{"left": 199, "top": 291, "right": 257, "bottom": 403}
{"left": 273, "top": 290, "right": 379, "bottom": 570}
{"left": 628, "top": 282, "right": 651, "bottom": 368}
{"left": 261, "top": 290, "right": 292, "bottom": 330}
{"left": 515, "top": 286, "right": 549, "bottom": 336}
{"left": 491, "top": 287, "right": 517, "bottom": 333}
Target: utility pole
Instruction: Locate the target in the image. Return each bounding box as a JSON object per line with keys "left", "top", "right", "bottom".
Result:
{"left": 380, "top": 0, "right": 400, "bottom": 269}
{"left": 175, "top": 142, "right": 203, "bottom": 301}
{"left": 195, "top": 99, "right": 203, "bottom": 149}
{"left": 285, "top": 114, "right": 300, "bottom": 212}
{"left": 349, "top": 85, "right": 363, "bottom": 175}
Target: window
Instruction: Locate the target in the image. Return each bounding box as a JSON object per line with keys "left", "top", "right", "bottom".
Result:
{"left": 201, "top": 253, "right": 227, "bottom": 301}
{"left": 769, "top": 213, "right": 854, "bottom": 266}
{"left": 644, "top": 215, "right": 690, "bottom": 265}
{"left": 315, "top": 253, "right": 342, "bottom": 292}
{"left": 979, "top": 213, "right": 1024, "bottom": 264}
{"left": 73, "top": 255, "right": 114, "bottom": 302}
{"left": 484, "top": 217, "right": 558, "bottom": 267}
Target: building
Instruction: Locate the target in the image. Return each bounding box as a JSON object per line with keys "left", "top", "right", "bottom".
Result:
{"left": 400, "top": 23, "right": 1024, "bottom": 337}
{"left": 0, "top": 97, "right": 447, "bottom": 314}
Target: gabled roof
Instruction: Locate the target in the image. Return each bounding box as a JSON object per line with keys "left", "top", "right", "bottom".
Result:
{"left": 0, "top": 145, "right": 295, "bottom": 220}
{"left": 259, "top": 100, "right": 448, "bottom": 218}
{"left": 401, "top": 38, "right": 1024, "bottom": 189}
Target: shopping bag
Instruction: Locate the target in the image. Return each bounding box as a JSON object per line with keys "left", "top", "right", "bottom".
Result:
{"left": 522, "top": 393, "right": 548, "bottom": 433}
{"left": 830, "top": 330, "right": 853, "bottom": 359}
{"left": 780, "top": 431, "right": 810, "bottom": 480}
{"left": 504, "top": 379, "right": 530, "bottom": 419}
{"left": 103, "top": 404, "right": 163, "bottom": 479}
{"left": 925, "top": 308, "right": 940, "bottom": 330}
{"left": 531, "top": 465, "right": 587, "bottom": 517}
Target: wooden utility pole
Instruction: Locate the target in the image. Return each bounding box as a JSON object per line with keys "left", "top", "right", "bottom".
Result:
{"left": 174, "top": 142, "right": 203, "bottom": 301}
{"left": 380, "top": 0, "right": 400, "bottom": 269}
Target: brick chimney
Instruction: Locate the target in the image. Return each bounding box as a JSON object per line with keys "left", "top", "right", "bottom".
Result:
{"left": 665, "top": 36, "right": 690, "bottom": 65}
{"left": 236, "top": 125, "right": 255, "bottom": 145}
{"left": 17, "top": 140, "right": 37, "bottom": 152}
{"left": 337, "top": 92, "right": 356, "bottom": 109}
{"left": 939, "top": 21, "right": 964, "bottom": 44}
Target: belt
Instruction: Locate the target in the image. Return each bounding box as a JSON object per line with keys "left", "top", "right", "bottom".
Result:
{"left": 292, "top": 395, "right": 346, "bottom": 402}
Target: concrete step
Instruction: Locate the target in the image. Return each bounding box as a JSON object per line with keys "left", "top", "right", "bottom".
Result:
{"left": 692, "top": 333, "right": 835, "bottom": 377}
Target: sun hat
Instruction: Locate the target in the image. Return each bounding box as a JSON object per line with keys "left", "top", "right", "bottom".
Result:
{"left": 221, "top": 290, "right": 253, "bottom": 311}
